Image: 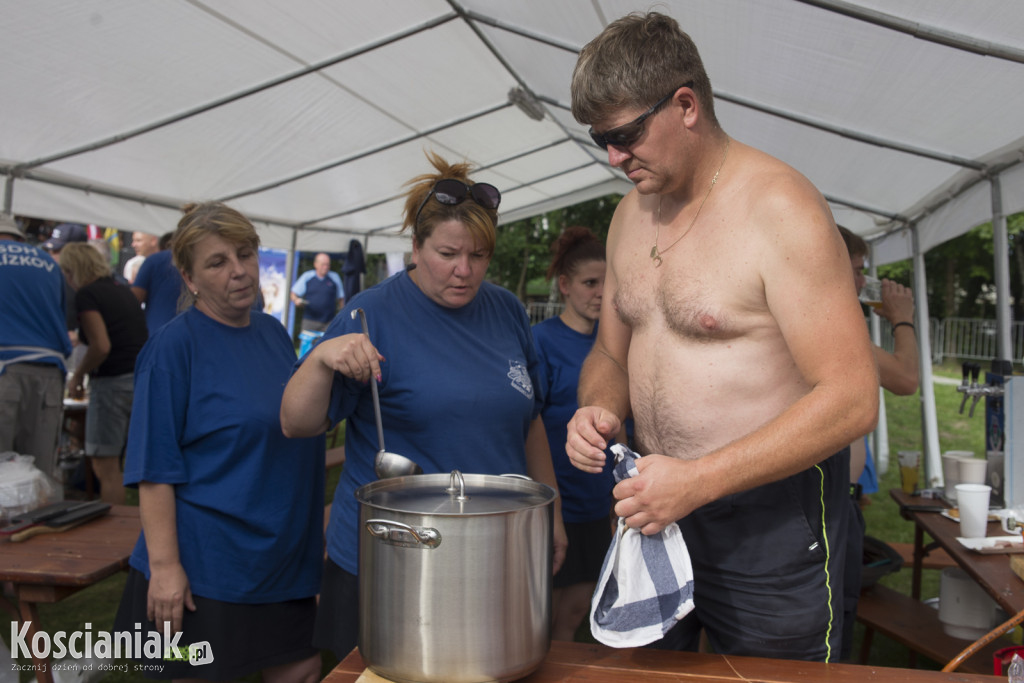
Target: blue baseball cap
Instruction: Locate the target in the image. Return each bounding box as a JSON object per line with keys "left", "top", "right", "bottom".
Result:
{"left": 43, "top": 223, "right": 88, "bottom": 251}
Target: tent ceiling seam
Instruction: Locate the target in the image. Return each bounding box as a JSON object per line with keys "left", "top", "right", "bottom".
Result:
{"left": 188, "top": 0, "right": 438, "bottom": 154}
{"left": 462, "top": 9, "right": 580, "bottom": 54}
{"left": 793, "top": 0, "right": 1024, "bottom": 64}
{"left": 220, "top": 102, "right": 510, "bottom": 203}
{"left": 451, "top": 1, "right": 615, "bottom": 185}
{"left": 300, "top": 137, "right": 575, "bottom": 226}
{"left": 11, "top": 11, "right": 459, "bottom": 174}
{"left": 716, "top": 90, "right": 984, "bottom": 170}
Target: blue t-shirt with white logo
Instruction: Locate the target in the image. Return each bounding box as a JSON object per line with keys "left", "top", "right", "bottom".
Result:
{"left": 0, "top": 241, "right": 71, "bottom": 371}
{"left": 305, "top": 271, "right": 544, "bottom": 575}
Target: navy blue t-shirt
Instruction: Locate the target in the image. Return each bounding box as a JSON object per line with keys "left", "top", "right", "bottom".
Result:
{"left": 124, "top": 307, "right": 324, "bottom": 603}
{"left": 307, "top": 271, "right": 544, "bottom": 575}
{"left": 133, "top": 250, "right": 184, "bottom": 335}
{"left": 533, "top": 316, "right": 614, "bottom": 523}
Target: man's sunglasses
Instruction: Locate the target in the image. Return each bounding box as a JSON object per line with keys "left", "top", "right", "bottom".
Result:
{"left": 588, "top": 81, "right": 693, "bottom": 151}
{"left": 414, "top": 178, "right": 502, "bottom": 227}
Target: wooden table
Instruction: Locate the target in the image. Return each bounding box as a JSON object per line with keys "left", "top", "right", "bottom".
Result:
{"left": 891, "top": 489, "right": 1024, "bottom": 614}
{"left": 0, "top": 505, "right": 141, "bottom": 683}
{"left": 324, "top": 640, "right": 1004, "bottom": 682}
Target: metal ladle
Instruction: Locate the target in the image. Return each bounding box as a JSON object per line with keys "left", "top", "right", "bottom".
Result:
{"left": 352, "top": 308, "right": 423, "bottom": 479}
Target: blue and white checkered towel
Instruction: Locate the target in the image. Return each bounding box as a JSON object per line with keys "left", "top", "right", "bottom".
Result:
{"left": 589, "top": 443, "right": 696, "bottom": 647}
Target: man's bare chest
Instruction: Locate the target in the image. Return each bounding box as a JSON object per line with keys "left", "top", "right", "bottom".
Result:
{"left": 613, "top": 244, "right": 764, "bottom": 342}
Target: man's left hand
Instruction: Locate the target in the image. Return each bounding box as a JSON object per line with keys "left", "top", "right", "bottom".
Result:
{"left": 612, "top": 455, "right": 710, "bottom": 535}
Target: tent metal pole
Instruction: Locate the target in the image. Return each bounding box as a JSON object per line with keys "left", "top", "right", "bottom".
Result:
{"left": 283, "top": 228, "right": 299, "bottom": 334}
{"left": 793, "top": 0, "right": 1024, "bottom": 64}
{"left": 362, "top": 235, "right": 370, "bottom": 294}
{"left": 3, "top": 176, "right": 12, "bottom": 214}
{"left": 990, "top": 175, "right": 1014, "bottom": 361}
{"left": 866, "top": 257, "right": 890, "bottom": 476}
{"left": 911, "top": 223, "right": 942, "bottom": 487}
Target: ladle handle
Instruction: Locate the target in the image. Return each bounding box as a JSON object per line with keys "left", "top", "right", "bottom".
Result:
{"left": 353, "top": 308, "right": 386, "bottom": 453}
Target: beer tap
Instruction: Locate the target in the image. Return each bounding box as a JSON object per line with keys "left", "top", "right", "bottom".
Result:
{"left": 954, "top": 360, "right": 970, "bottom": 413}
{"left": 957, "top": 362, "right": 971, "bottom": 414}
{"left": 968, "top": 363, "right": 984, "bottom": 417}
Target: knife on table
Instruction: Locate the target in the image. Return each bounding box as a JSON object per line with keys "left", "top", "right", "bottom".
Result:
{"left": 7, "top": 501, "right": 111, "bottom": 542}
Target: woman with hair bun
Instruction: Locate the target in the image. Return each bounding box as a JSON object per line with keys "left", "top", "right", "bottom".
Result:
{"left": 114, "top": 202, "right": 324, "bottom": 683}
{"left": 281, "top": 151, "right": 567, "bottom": 659}
{"left": 533, "top": 226, "right": 616, "bottom": 641}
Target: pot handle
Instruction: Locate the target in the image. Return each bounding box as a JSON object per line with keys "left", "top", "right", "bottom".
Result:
{"left": 365, "top": 518, "right": 442, "bottom": 549}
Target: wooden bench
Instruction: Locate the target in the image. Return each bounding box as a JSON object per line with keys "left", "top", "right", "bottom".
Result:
{"left": 857, "top": 583, "right": 1013, "bottom": 674}
{"left": 888, "top": 541, "right": 957, "bottom": 570}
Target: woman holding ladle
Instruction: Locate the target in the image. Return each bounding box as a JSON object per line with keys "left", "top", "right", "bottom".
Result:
{"left": 281, "top": 151, "right": 567, "bottom": 660}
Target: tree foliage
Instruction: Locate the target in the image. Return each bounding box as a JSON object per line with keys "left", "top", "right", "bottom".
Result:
{"left": 488, "top": 194, "right": 621, "bottom": 301}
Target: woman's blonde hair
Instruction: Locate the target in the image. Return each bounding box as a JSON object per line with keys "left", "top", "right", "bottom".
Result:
{"left": 172, "top": 202, "right": 260, "bottom": 306}
{"left": 401, "top": 151, "right": 498, "bottom": 255}
{"left": 59, "top": 242, "right": 111, "bottom": 288}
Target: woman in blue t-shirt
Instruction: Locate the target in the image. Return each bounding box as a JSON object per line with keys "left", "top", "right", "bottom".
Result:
{"left": 114, "top": 203, "right": 325, "bottom": 682}
{"left": 281, "top": 151, "right": 568, "bottom": 660}
{"left": 533, "top": 226, "right": 616, "bottom": 640}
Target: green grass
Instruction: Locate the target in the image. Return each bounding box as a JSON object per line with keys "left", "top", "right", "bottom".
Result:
{"left": 0, "top": 364, "right": 998, "bottom": 677}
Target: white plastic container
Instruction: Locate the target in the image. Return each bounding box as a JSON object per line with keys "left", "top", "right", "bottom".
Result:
{"left": 938, "top": 566, "right": 1000, "bottom": 640}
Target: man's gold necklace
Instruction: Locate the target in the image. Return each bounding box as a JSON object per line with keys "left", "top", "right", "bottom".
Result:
{"left": 651, "top": 137, "right": 731, "bottom": 267}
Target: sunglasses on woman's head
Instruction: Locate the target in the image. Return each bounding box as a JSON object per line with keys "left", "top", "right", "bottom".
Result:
{"left": 588, "top": 82, "right": 693, "bottom": 151}
{"left": 414, "top": 178, "right": 502, "bottom": 227}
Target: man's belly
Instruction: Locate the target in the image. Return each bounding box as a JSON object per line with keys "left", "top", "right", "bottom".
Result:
{"left": 627, "top": 334, "right": 810, "bottom": 459}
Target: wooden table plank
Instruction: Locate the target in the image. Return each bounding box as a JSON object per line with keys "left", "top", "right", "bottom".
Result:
{"left": 0, "top": 506, "right": 140, "bottom": 586}
{"left": 323, "top": 640, "right": 1004, "bottom": 682}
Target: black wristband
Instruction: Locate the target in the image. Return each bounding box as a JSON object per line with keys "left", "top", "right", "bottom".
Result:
{"left": 893, "top": 321, "right": 915, "bottom": 332}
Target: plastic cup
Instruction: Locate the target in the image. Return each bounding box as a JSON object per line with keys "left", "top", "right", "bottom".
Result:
{"left": 958, "top": 457, "right": 988, "bottom": 485}
{"left": 942, "top": 453, "right": 962, "bottom": 503}
{"left": 897, "top": 450, "right": 921, "bottom": 495}
{"left": 955, "top": 483, "right": 992, "bottom": 538}
{"left": 859, "top": 275, "right": 882, "bottom": 309}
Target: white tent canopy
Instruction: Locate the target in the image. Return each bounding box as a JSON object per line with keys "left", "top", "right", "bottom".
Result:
{"left": 3, "top": 0, "right": 1023, "bottom": 486}
{"left": 4, "top": 1, "right": 1023, "bottom": 259}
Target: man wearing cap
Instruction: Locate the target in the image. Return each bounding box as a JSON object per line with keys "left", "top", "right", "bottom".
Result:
{"left": 0, "top": 214, "right": 73, "bottom": 478}
{"left": 43, "top": 222, "right": 89, "bottom": 256}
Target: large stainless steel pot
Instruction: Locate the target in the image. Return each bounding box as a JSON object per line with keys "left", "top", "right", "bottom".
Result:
{"left": 357, "top": 470, "right": 555, "bottom": 683}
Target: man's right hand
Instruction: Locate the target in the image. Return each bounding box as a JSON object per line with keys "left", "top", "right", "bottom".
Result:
{"left": 566, "top": 406, "right": 621, "bottom": 473}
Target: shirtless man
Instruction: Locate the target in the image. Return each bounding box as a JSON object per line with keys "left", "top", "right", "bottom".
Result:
{"left": 566, "top": 12, "right": 879, "bottom": 660}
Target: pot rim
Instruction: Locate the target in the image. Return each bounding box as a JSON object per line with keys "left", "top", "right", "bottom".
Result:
{"left": 356, "top": 470, "right": 556, "bottom": 516}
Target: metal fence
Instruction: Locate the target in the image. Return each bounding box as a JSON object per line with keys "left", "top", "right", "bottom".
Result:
{"left": 527, "top": 302, "right": 1021, "bottom": 365}
{"left": 930, "top": 317, "right": 1024, "bottom": 365}
{"left": 527, "top": 301, "right": 564, "bottom": 325}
